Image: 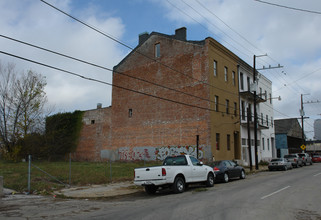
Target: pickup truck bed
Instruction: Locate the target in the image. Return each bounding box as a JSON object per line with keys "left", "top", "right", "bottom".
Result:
{"left": 134, "top": 155, "right": 215, "bottom": 194}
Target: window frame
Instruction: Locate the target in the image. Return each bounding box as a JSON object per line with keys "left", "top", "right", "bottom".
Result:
{"left": 224, "top": 66, "right": 228, "bottom": 82}
{"left": 226, "top": 99, "right": 229, "bottom": 114}
{"left": 155, "top": 43, "right": 160, "bottom": 58}
{"left": 215, "top": 95, "right": 219, "bottom": 112}
{"left": 214, "top": 60, "right": 217, "bottom": 77}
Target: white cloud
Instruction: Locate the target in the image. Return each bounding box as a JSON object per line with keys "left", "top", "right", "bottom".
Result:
{"left": 156, "top": 0, "right": 321, "bottom": 139}
{"left": 0, "top": 0, "right": 126, "bottom": 112}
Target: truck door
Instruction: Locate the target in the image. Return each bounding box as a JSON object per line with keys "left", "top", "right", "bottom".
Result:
{"left": 190, "top": 156, "right": 207, "bottom": 182}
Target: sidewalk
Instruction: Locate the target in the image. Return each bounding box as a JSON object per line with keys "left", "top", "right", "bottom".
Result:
{"left": 54, "top": 181, "right": 142, "bottom": 198}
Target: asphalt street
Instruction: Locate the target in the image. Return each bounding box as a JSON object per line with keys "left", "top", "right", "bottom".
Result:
{"left": 1, "top": 163, "right": 321, "bottom": 220}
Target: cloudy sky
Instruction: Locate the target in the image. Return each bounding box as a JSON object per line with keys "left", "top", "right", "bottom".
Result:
{"left": 0, "top": 0, "right": 321, "bottom": 139}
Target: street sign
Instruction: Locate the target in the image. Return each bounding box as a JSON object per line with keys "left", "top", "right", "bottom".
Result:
{"left": 300, "top": 145, "right": 306, "bottom": 150}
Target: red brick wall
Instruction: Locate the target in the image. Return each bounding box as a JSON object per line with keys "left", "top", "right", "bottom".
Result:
{"left": 111, "top": 34, "right": 211, "bottom": 157}
{"left": 73, "top": 107, "right": 111, "bottom": 161}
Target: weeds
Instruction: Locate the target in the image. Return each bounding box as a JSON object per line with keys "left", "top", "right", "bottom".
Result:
{"left": 0, "top": 160, "right": 161, "bottom": 194}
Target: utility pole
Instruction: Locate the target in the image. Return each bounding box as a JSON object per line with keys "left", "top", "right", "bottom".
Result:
{"left": 253, "top": 55, "right": 259, "bottom": 170}
{"left": 247, "top": 107, "right": 253, "bottom": 171}
{"left": 301, "top": 94, "right": 319, "bottom": 149}
{"left": 254, "top": 54, "right": 283, "bottom": 170}
{"left": 301, "top": 94, "right": 305, "bottom": 147}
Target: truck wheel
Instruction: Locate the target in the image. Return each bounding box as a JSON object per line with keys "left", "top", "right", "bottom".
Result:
{"left": 172, "top": 176, "right": 185, "bottom": 193}
{"left": 206, "top": 173, "right": 214, "bottom": 187}
{"left": 145, "top": 185, "right": 157, "bottom": 195}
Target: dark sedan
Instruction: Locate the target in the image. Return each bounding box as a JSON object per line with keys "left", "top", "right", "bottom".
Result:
{"left": 208, "top": 160, "right": 246, "bottom": 183}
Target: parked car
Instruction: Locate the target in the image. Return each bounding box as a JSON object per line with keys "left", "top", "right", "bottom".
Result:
{"left": 268, "top": 158, "right": 292, "bottom": 171}
{"left": 134, "top": 155, "right": 215, "bottom": 194}
{"left": 298, "top": 153, "right": 313, "bottom": 166}
{"left": 208, "top": 160, "right": 245, "bottom": 183}
{"left": 284, "top": 154, "right": 303, "bottom": 168}
{"left": 312, "top": 154, "right": 321, "bottom": 163}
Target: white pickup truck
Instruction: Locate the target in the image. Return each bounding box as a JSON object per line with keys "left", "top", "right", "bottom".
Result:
{"left": 134, "top": 155, "right": 215, "bottom": 194}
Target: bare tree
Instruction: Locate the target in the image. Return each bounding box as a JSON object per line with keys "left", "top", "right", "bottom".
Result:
{"left": 0, "top": 61, "right": 47, "bottom": 153}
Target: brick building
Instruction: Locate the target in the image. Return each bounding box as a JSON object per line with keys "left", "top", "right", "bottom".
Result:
{"left": 73, "top": 105, "right": 112, "bottom": 161}
{"left": 75, "top": 27, "right": 241, "bottom": 161}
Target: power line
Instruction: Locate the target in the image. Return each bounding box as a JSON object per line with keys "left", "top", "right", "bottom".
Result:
{"left": 254, "top": 0, "right": 321, "bottom": 15}
{"left": 0, "top": 50, "right": 218, "bottom": 113}
{"left": 40, "top": 0, "right": 239, "bottom": 98}
{"left": 195, "top": 0, "right": 264, "bottom": 55}
{"left": 38, "top": 0, "right": 290, "bottom": 123}
{"left": 1, "top": 34, "right": 232, "bottom": 109}
{"left": 166, "top": 0, "right": 252, "bottom": 60}
{"left": 181, "top": 0, "right": 255, "bottom": 56}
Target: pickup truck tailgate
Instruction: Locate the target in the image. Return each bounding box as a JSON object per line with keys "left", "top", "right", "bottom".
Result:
{"left": 135, "top": 167, "right": 164, "bottom": 181}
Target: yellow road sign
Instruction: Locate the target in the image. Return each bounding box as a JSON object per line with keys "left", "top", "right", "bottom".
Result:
{"left": 300, "top": 145, "right": 306, "bottom": 150}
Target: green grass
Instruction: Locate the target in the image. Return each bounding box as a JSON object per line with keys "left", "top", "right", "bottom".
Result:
{"left": 0, "top": 160, "right": 161, "bottom": 194}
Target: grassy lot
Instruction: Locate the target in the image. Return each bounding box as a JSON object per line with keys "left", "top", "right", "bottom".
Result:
{"left": 1, "top": 160, "right": 268, "bottom": 195}
{"left": 0, "top": 160, "right": 161, "bottom": 194}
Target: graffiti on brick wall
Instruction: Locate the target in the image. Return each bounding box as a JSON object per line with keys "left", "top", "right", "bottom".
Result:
{"left": 155, "top": 146, "right": 204, "bottom": 160}
{"left": 117, "top": 145, "right": 205, "bottom": 161}
{"left": 118, "top": 147, "right": 156, "bottom": 161}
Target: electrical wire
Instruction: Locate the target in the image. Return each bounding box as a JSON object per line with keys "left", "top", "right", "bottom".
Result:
{"left": 40, "top": 0, "right": 239, "bottom": 98}
{"left": 254, "top": 0, "right": 321, "bottom": 15}
{"left": 0, "top": 50, "right": 218, "bottom": 113}
{"left": 38, "top": 0, "right": 287, "bottom": 128}
{"left": 0, "top": 34, "right": 233, "bottom": 109}
{"left": 195, "top": 0, "right": 264, "bottom": 55}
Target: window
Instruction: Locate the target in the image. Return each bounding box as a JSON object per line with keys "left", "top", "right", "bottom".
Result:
{"left": 247, "top": 77, "right": 250, "bottom": 91}
{"left": 271, "top": 117, "right": 274, "bottom": 127}
{"left": 155, "top": 43, "right": 160, "bottom": 58}
{"left": 215, "top": 96, "right": 219, "bottom": 112}
{"left": 232, "top": 71, "right": 236, "bottom": 85}
{"left": 190, "top": 156, "right": 200, "bottom": 166}
{"left": 248, "top": 104, "right": 252, "bottom": 121}
{"left": 241, "top": 101, "right": 245, "bottom": 120}
{"left": 227, "top": 134, "right": 231, "bottom": 151}
{"left": 240, "top": 72, "right": 244, "bottom": 90}
{"left": 91, "top": 120, "right": 95, "bottom": 124}
{"left": 226, "top": 99, "right": 229, "bottom": 114}
{"left": 216, "top": 133, "right": 220, "bottom": 150}
{"left": 265, "top": 90, "right": 267, "bottom": 100}
{"left": 260, "top": 87, "right": 262, "bottom": 98}
{"left": 214, "top": 60, "right": 217, "bottom": 76}
{"left": 269, "top": 93, "right": 272, "bottom": 104}
{"left": 262, "top": 138, "right": 265, "bottom": 150}
{"left": 224, "top": 67, "right": 228, "bottom": 81}
{"left": 128, "top": 109, "right": 133, "bottom": 118}
{"left": 261, "top": 113, "right": 264, "bottom": 124}
{"left": 266, "top": 115, "right": 269, "bottom": 126}
{"left": 234, "top": 102, "right": 237, "bottom": 117}
{"left": 267, "top": 138, "right": 270, "bottom": 151}
{"left": 242, "top": 138, "right": 246, "bottom": 145}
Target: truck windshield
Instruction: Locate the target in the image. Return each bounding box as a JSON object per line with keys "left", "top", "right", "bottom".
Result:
{"left": 163, "top": 156, "right": 187, "bottom": 166}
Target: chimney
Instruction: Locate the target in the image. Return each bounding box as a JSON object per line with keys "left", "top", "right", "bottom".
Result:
{"left": 139, "top": 32, "right": 149, "bottom": 45}
{"left": 175, "top": 27, "right": 187, "bottom": 41}
{"left": 97, "top": 103, "right": 102, "bottom": 109}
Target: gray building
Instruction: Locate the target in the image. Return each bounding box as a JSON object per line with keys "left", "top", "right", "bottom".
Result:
{"left": 314, "top": 119, "right": 321, "bottom": 140}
